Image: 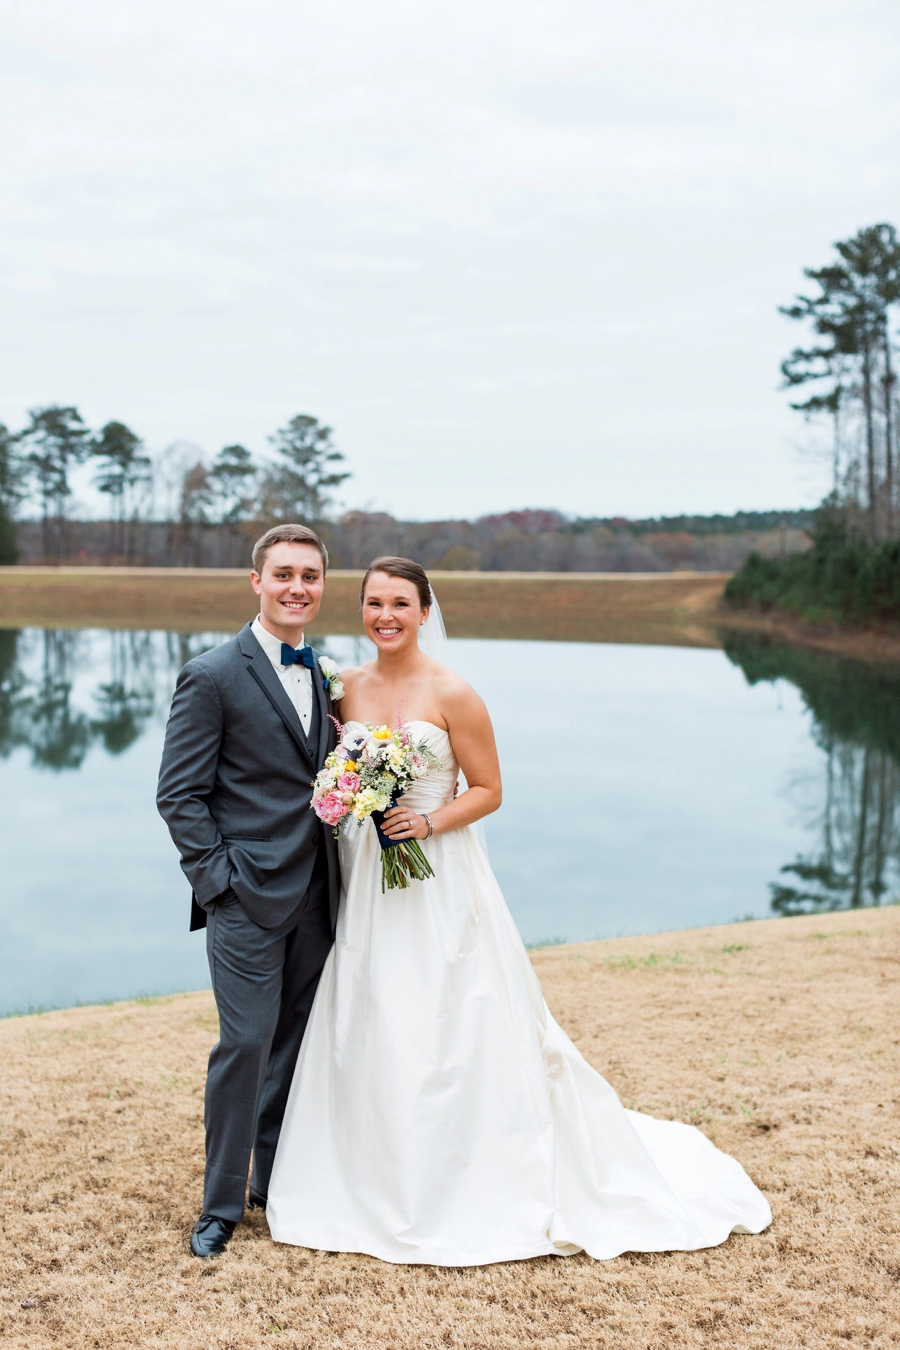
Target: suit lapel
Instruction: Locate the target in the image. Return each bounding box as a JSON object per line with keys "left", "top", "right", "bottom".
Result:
{"left": 239, "top": 624, "right": 315, "bottom": 773}
{"left": 309, "top": 647, "right": 332, "bottom": 767}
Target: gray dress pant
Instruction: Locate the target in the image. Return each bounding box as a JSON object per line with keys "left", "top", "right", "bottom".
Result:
{"left": 203, "top": 853, "right": 332, "bottom": 1222}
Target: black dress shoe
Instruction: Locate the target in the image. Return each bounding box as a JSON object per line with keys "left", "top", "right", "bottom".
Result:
{"left": 190, "top": 1213, "right": 236, "bottom": 1258}
{"left": 247, "top": 1188, "right": 267, "bottom": 1211}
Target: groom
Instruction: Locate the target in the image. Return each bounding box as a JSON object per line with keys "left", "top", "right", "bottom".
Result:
{"left": 157, "top": 523, "right": 340, "bottom": 1258}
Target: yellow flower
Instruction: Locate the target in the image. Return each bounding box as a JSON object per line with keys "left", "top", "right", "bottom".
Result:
{"left": 344, "top": 760, "right": 356, "bottom": 772}
{"left": 351, "top": 786, "right": 383, "bottom": 820}
{"left": 373, "top": 726, "right": 393, "bottom": 740}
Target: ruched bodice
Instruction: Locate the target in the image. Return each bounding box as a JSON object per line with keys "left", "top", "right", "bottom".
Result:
{"left": 341, "top": 720, "right": 459, "bottom": 813}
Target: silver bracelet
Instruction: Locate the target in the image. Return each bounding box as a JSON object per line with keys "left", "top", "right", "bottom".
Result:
{"left": 421, "top": 812, "right": 434, "bottom": 840}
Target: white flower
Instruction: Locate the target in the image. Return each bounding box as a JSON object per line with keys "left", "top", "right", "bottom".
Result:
{"left": 318, "top": 656, "right": 345, "bottom": 701}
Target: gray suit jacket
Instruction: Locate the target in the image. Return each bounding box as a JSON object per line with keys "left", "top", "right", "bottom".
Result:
{"left": 156, "top": 622, "right": 340, "bottom": 932}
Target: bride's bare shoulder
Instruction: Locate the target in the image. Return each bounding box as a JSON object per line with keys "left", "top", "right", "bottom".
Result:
{"left": 336, "top": 662, "right": 376, "bottom": 692}
{"left": 423, "top": 655, "right": 466, "bottom": 689}
{"left": 428, "top": 659, "right": 487, "bottom": 711}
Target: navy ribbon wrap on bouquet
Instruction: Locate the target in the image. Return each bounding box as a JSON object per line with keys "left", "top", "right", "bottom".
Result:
{"left": 370, "top": 800, "right": 400, "bottom": 852}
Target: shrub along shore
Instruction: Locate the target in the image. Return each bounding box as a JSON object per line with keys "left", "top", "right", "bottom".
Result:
{"left": 1, "top": 908, "right": 897, "bottom": 1349}
{"left": 725, "top": 508, "right": 900, "bottom": 633}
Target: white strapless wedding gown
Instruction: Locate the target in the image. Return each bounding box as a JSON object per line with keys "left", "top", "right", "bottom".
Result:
{"left": 267, "top": 722, "right": 771, "bottom": 1265}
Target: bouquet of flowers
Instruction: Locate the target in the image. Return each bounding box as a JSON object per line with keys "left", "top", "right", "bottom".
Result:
{"left": 312, "top": 721, "right": 442, "bottom": 890}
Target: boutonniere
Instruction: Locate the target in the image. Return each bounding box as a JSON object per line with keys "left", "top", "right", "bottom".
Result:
{"left": 318, "top": 656, "right": 344, "bottom": 701}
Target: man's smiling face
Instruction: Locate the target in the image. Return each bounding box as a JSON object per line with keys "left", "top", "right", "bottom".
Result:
{"left": 250, "top": 542, "right": 326, "bottom": 644}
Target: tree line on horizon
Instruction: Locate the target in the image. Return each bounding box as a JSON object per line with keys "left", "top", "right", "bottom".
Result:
{"left": 4, "top": 220, "right": 897, "bottom": 584}
{"left": 0, "top": 409, "right": 350, "bottom": 567}
{"left": 0, "top": 405, "right": 812, "bottom": 573}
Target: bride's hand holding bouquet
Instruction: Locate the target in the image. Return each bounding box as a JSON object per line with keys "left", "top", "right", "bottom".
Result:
{"left": 312, "top": 720, "right": 442, "bottom": 890}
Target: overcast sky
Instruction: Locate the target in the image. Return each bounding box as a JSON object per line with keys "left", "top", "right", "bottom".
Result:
{"left": 2, "top": 0, "right": 899, "bottom": 521}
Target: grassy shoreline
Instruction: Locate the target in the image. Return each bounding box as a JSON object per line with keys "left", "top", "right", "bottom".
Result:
{"left": 2, "top": 907, "right": 897, "bottom": 1348}
{"left": 717, "top": 604, "right": 900, "bottom": 663}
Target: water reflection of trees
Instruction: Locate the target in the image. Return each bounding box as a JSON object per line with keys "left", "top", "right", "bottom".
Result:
{"left": 724, "top": 633, "right": 900, "bottom": 916}
{"left": 0, "top": 628, "right": 223, "bottom": 770}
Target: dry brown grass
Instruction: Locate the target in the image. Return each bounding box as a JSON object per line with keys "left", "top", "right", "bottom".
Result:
{"left": 0, "top": 567, "right": 726, "bottom": 646}
{"left": 1, "top": 906, "right": 898, "bottom": 1349}
{"left": 8, "top": 566, "right": 900, "bottom": 660}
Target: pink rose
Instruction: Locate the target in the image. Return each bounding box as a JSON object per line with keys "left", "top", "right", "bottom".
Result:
{"left": 337, "top": 772, "right": 360, "bottom": 792}
{"left": 313, "top": 791, "right": 349, "bottom": 826}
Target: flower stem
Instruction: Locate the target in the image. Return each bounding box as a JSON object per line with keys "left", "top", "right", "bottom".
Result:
{"left": 380, "top": 840, "right": 436, "bottom": 892}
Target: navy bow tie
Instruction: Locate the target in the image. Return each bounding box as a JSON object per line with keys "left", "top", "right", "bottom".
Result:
{"left": 281, "top": 643, "right": 316, "bottom": 670}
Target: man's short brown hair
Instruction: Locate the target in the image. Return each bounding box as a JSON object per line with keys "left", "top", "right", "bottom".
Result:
{"left": 251, "top": 524, "right": 329, "bottom": 575}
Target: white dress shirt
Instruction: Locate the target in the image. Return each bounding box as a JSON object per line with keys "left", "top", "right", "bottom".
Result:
{"left": 251, "top": 616, "right": 314, "bottom": 736}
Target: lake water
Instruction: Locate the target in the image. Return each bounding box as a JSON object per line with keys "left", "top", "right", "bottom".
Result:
{"left": 2, "top": 625, "right": 899, "bottom": 1016}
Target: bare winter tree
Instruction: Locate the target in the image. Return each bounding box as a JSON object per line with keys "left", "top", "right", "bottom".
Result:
{"left": 178, "top": 461, "right": 216, "bottom": 566}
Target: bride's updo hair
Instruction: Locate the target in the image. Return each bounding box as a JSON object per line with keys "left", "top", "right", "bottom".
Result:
{"left": 361, "top": 556, "right": 432, "bottom": 610}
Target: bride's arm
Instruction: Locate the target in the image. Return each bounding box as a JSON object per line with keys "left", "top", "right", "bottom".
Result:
{"left": 382, "top": 684, "right": 501, "bottom": 841}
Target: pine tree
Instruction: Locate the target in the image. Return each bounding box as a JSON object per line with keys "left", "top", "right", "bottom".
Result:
{"left": 0, "top": 423, "right": 26, "bottom": 564}
{"left": 92, "top": 421, "right": 151, "bottom": 560}
{"left": 19, "top": 405, "right": 91, "bottom": 560}
{"left": 780, "top": 224, "right": 900, "bottom": 540}
{"left": 209, "top": 443, "right": 257, "bottom": 523}
{"left": 260, "top": 415, "right": 349, "bottom": 522}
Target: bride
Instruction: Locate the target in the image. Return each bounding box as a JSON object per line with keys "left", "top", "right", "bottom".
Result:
{"left": 267, "top": 556, "right": 771, "bottom": 1265}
